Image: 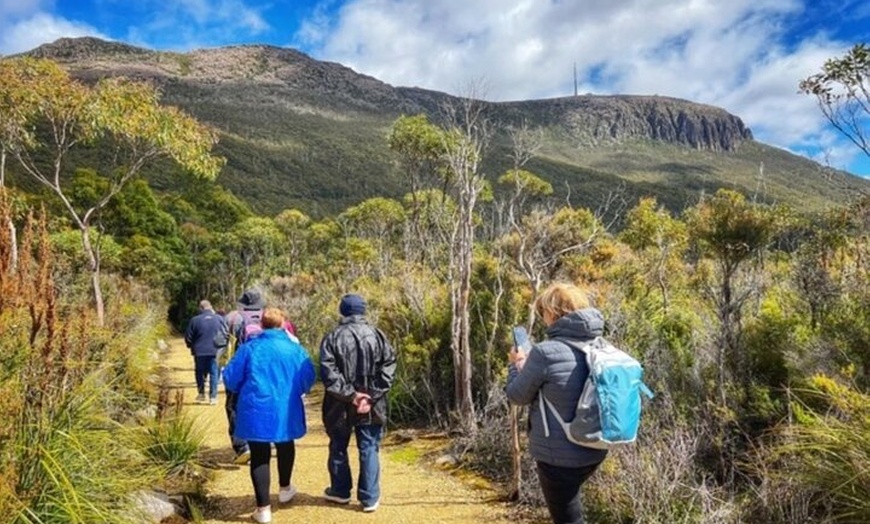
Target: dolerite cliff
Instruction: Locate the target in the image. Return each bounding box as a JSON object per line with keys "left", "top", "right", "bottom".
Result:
{"left": 491, "top": 95, "right": 753, "bottom": 151}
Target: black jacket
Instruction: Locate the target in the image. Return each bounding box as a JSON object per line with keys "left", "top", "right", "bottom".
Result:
{"left": 319, "top": 315, "right": 397, "bottom": 430}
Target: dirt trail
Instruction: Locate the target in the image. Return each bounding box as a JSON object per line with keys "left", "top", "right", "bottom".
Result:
{"left": 166, "top": 337, "right": 519, "bottom": 524}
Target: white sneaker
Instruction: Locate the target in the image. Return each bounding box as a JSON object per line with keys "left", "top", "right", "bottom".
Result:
{"left": 323, "top": 488, "right": 351, "bottom": 504}
{"left": 278, "top": 485, "right": 297, "bottom": 503}
{"left": 251, "top": 506, "right": 271, "bottom": 523}
{"left": 362, "top": 500, "right": 380, "bottom": 513}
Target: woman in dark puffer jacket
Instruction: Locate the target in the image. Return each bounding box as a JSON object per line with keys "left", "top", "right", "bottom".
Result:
{"left": 506, "top": 282, "right": 608, "bottom": 524}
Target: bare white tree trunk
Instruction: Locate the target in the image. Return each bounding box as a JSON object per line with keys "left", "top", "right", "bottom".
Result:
{"left": 1, "top": 149, "right": 16, "bottom": 271}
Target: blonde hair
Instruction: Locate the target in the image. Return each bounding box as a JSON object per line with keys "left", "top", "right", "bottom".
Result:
{"left": 261, "top": 307, "right": 285, "bottom": 329}
{"left": 535, "top": 282, "right": 591, "bottom": 321}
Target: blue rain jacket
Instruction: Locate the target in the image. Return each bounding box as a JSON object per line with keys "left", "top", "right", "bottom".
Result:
{"left": 223, "top": 328, "right": 316, "bottom": 442}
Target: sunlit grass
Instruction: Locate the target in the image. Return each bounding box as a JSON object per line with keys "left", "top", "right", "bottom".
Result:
{"left": 140, "top": 414, "right": 205, "bottom": 476}
{"left": 12, "top": 374, "right": 159, "bottom": 524}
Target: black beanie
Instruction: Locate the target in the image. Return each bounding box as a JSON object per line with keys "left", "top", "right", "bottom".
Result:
{"left": 339, "top": 294, "right": 366, "bottom": 316}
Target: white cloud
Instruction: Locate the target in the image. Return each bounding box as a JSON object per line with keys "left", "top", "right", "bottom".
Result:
{"left": 0, "top": 12, "right": 106, "bottom": 55}
{"left": 0, "top": 0, "right": 45, "bottom": 17}
{"left": 143, "top": 0, "right": 269, "bottom": 37}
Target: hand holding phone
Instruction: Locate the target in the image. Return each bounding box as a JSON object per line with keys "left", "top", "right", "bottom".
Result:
{"left": 512, "top": 326, "right": 532, "bottom": 353}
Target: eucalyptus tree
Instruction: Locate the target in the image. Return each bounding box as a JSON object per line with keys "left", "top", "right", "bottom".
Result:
{"left": 337, "top": 197, "right": 406, "bottom": 279}
{"left": 620, "top": 197, "right": 689, "bottom": 312}
{"left": 686, "top": 189, "right": 778, "bottom": 406}
{"left": 800, "top": 43, "right": 870, "bottom": 159}
{"left": 274, "top": 208, "right": 312, "bottom": 275}
{"left": 388, "top": 92, "right": 490, "bottom": 432}
{"left": 388, "top": 114, "right": 444, "bottom": 263}
{"left": 0, "top": 58, "right": 223, "bottom": 325}
{"left": 228, "top": 216, "right": 285, "bottom": 295}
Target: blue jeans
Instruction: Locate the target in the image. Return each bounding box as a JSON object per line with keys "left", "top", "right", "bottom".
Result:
{"left": 193, "top": 355, "right": 218, "bottom": 399}
{"left": 327, "top": 424, "right": 383, "bottom": 506}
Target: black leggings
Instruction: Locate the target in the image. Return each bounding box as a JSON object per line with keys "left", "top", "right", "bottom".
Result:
{"left": 249, "top": 441, "right": 296, "bottom": 507}
{"left": 536, "top": 460, "right": 601, "bottom": 524}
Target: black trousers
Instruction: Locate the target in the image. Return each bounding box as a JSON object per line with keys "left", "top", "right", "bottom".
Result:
{"left": 536, "top": 460, "right": 601, "bottom": 524}
{"left": 249, "top": 441, "right": 296, "bottom": 507}
{"left": 225, "top": 391, "right": 248, "bottom": 454}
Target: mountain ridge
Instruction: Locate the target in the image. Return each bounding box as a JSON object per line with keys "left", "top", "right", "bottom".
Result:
{"left": 13, "top": 37, "right": 867, "bottom": 217}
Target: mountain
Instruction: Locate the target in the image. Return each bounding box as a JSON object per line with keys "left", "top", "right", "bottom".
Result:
{"left": 18, "top": 37, "right": 869, "bottom": 217}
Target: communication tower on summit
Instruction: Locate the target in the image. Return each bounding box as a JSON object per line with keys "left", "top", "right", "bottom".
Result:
{"left": 574, "top": 62, "right": 578, "bottom": 97}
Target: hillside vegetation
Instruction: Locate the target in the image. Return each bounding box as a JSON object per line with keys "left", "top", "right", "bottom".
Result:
{"left": 18, "top": 36, "right": 868, "bottom": 216}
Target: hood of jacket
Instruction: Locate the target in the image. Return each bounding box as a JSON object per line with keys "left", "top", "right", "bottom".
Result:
{"left": 546, "top": 307, "right": 605, "bottom": 341}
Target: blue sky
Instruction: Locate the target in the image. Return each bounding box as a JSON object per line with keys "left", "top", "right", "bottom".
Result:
{"left": 1, "top": 0, "right": 868, "bottom": 177}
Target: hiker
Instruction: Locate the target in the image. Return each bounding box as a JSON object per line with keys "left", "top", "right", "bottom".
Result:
{"left": 505, "top": 282, "right": 608, "bottom": 524}
{"left": 184, "top": 299, "right": 227, "bottom": 405}
{"left": 320, "top": 293, "right": 396, "bottom": 513}
{"left": 222, "top": 307, "right": 316, "bottom": 524}
{"left": 223, "top": 288, "right": 266, "bottom": 464}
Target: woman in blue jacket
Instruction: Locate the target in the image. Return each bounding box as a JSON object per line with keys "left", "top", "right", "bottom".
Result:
{"left": 223, "top": 307, "right": 316, "bottom": 524}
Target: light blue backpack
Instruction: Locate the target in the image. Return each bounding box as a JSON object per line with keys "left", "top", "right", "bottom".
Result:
{"left": 540, "top": 337, "right": 654, "bottom": 449}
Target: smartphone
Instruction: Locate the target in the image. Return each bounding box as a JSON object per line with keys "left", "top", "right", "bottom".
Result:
{"left": 512, "top": 326, "right": 532, "bottom": 353}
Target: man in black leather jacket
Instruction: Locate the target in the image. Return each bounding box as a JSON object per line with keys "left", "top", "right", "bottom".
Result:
{"left": 319, "top": 294, "right": 396, "bottom": 513}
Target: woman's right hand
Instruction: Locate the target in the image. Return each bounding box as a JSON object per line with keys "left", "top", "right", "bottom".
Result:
{"left": 508, "top": 347, "right": 527, "bottom": 371}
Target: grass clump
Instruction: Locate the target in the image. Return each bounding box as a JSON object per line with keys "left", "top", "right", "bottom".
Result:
{"left": 141, "top": 413, "right": 205, "bottom": 476}
{"left": 0, "top": 194, "right": 181, "bottom": 523}
{"left": 750, "top": 375, "right": 870, "bottom": 523}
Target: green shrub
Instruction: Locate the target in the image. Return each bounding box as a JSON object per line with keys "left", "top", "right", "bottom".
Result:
{"left": 750, "top": 375, "right": 870, "bottom": 523}
{"left": 139, "top": 414, "right": 204, "bottom": 476}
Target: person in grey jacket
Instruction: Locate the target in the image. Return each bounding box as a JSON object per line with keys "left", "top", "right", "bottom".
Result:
{"left": 184, "top": 299, "right": 228, "bottom": 405}
{"left": 506, "top": 282, "right": 608, "bottom": 524}
{"left": 320, "top": 294, "right": 397, "bottom": 513}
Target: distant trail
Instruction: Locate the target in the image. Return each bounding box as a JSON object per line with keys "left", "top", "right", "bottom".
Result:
{"left": 166, "top": 337, "right": 521, "bottom": 524}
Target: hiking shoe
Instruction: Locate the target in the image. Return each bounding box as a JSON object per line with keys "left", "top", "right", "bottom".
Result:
{"left": 323, "top": 488, "right": 351, "bottom": 504}
{"left": 251, "top": 506, "right": 271, "bottom": 523}
{"left": 278, "top": 485, "right": 297, "bottom": 503}
{"left": 234, "top": 449, "right": 251, "bottom": 465}
{"left": 195, "top": 393, "right": 206, "bottom": 403}
{"left": 362, "top": 500, "right": 380, "bottom": 513}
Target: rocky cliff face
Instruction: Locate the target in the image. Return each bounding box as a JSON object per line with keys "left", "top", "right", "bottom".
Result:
{"left": 507, "top": 95, "right": 753, "bottom": 151}
{"left": 23, "top": 37, "right": 753, "bottom": 152}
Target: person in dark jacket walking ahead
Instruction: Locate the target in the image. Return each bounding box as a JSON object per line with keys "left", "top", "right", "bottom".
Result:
{"left": 184, "top": 300, "right": 227, "bottom": 405}
{"left": 320, "top": 294, "right": 397, "bottom": 513}
{"left": 505, "top": 283, "right": 608, "bottom": 524}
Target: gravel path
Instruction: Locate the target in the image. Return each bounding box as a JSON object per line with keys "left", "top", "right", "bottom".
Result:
{"left": 167, "top": 337, "right": 519, "bottom": 524}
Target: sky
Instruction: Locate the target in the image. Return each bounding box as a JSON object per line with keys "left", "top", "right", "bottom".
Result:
{"left": 1, "top": 0, "right": 868, "bottom": 177}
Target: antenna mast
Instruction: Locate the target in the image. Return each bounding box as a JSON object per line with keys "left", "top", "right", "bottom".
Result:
{"left": 573, "top": 62, "right": 578, "bottom": 96}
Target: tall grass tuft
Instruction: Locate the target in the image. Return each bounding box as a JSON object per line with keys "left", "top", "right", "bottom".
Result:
{"left": 750, "top": 374, "right": 870, "bottom": 523}
{"left": 0, "top": 193, "right": 165, "bottom": 523}
{"left": 140, "top": 413, "right": 205, "bottom": 476}
{"left": 14, "top": 375, "right": 157, "bottom": 524}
